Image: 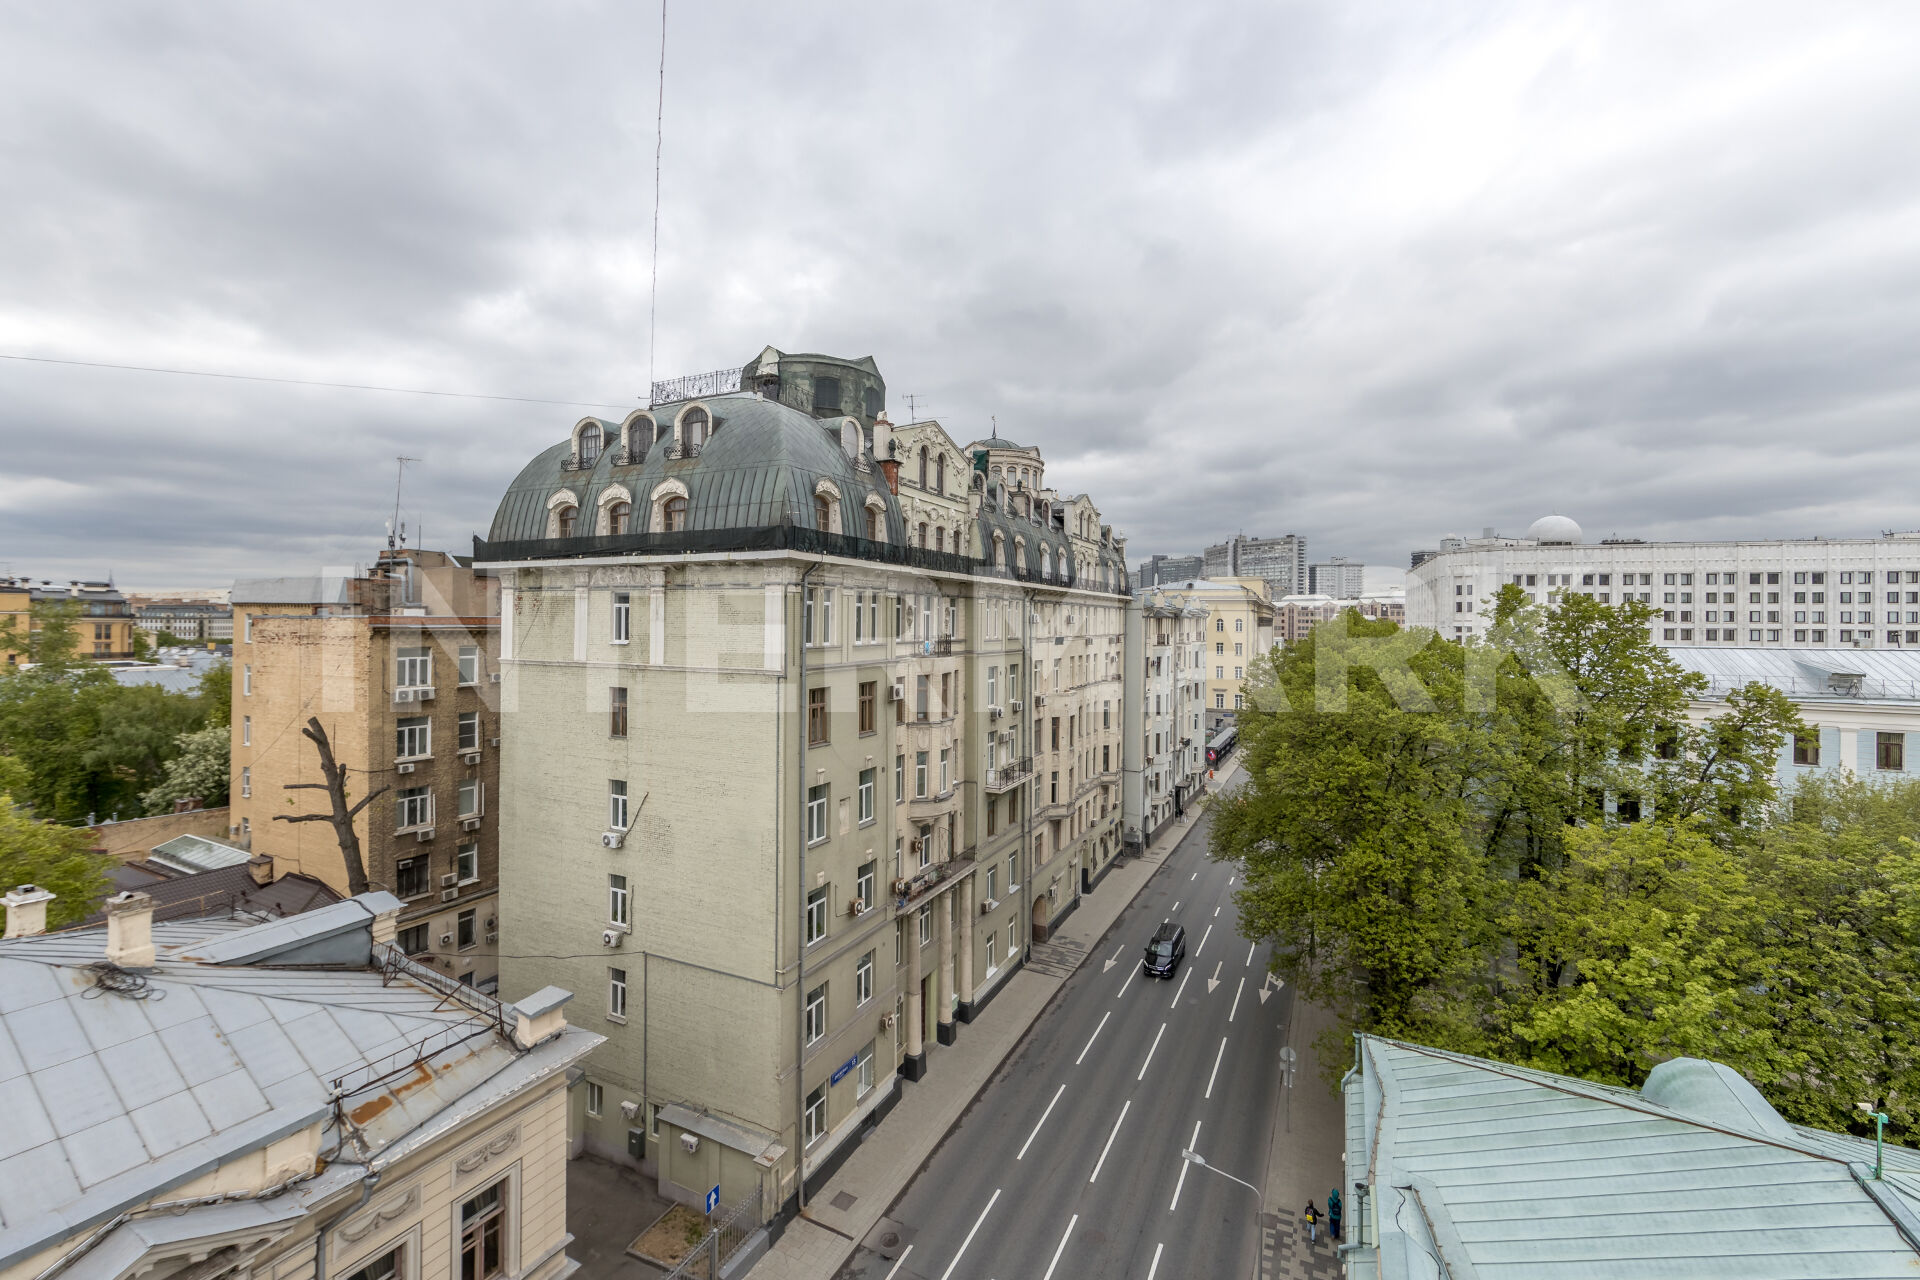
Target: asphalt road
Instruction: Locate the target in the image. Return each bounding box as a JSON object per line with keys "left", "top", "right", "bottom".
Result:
{"left": 842, "top": 807, "right": 1293, "bottom": 1280}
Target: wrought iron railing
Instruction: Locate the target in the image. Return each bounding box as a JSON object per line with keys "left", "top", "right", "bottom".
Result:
{"left": 985, "top": 757, "right": 1033, "bottom": 791}
{"left": 651, "top": 366, "right": 742, "bottom": 407}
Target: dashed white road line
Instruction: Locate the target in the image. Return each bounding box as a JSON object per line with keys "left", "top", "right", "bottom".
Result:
{"left": 1147, "top": 1242, "right": 1165, "bottom": 1280}
{"left": 883, "top": 1245, "right": 914, "bottom": 1280}
{"left": 937, "top": 1188, "right": 1000, "bottom": 1280}
{"left": 1229, "top": 976, "right": 1245, "bottom": 1022}
{"left": 1213, "top": 906, "right": 1220, "bottom": 917}
{"left": 1205, "top": 1036, "right": 1228, "bottom": 1099}
{"left": 1169, "top": 1120, "right": 1202, "bottom": 1211}
{"left": 1169, "top": 967, "right": 1192, "bottom": 1008}
{"left": 1118, "top": 965, "right": 1140, "bottom": 999}
{"left": 1017, "top": 1086, "right": 1066, "bottom": 1160}
{"left": 1089, "top": 1101, "right": 1131, "bottom": 1183}
{"left": 1138, "top": 1022, "right": 1167, "bottom": 1081}
{"left": 1246, "top": 940, "right": 1256, "bottom": 967}
{"left": 1194, "top": 924, "right": 1213, "bottom": 956}
{"left": 1229, "top": 874, "right": 1236, "bottom": 886}
{"left": 1172, "top": 900, "right": 1181, "bottom": 912}
{"left": 1076, "top": 1012, "right": 1110, "bottom": 1066}
{"left": 1190, "top": 871, "right": 1197, "bottom": 880}
{"left": 1041, "top": 1214, "right": 1079, "bottom": 1280}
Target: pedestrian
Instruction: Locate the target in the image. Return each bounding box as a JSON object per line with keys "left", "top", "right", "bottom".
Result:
{"left": 1304, "top": 1200, "right": 1320, "bottom": 1244}
{"left": 1328, "top": 1188, "right": 1343, "bottom": 1241}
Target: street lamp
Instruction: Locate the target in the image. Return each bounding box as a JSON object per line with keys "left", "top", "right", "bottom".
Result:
{"left": 1180, "top": 1149, "right": 1261, "bottom": 1198}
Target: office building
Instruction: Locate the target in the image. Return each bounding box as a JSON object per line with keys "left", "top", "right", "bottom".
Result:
{"left": 1132, "top": 553, "right": 1205, "bottom": 590}
{"left": 1203, "top": 534, "right": 1307, "bottom": 601}
{"left": 1308, "top": 557, "right": 1365, "bottom": 599}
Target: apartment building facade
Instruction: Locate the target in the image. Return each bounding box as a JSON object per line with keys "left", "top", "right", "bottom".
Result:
{"left": 1409, "top": 516, "right": 1920, "bottom": 650}
{"left": 1124, "top": 587, "right": 1209, "bottom": 845}
{"left": 229, "top": 549, "right": 503, "bottom": 993}
{"left": 477, "top": 348, "right": 1130, "bottom": 1222}
{"left": 1157, "top": 577, "right": 1277, "bottom": 733}
{"left": 0, "top": 576, "right": 137, "bottom": 661}
{"left": 1203, "top": 533, "right": 1308, "bottom": 600}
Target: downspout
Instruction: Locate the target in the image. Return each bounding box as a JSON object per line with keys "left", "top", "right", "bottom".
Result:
{"left": 1021, "top": 591, "right": 1034, "bottom": 958}
{"left": 314, "top": 1170, "right": 381, "bottom": 1280}
{"left": 794, "top": 560, "right": 819, "bottom": 1212}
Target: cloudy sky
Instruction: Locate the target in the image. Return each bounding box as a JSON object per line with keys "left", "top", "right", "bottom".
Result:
{"left": 4, "top": 2, "right": 1919, "bottom": 589}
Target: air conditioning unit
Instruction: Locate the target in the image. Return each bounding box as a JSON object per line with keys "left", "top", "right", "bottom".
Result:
{"left": 988, "top": 705, "right": 1002, "bottom": 720}
{"left": 679, "top": 1133, "right": 700, "bottom": 1154}
{"left": 888, "top": 679, "right": 906, "bottom": 701}
{"left": 489, "top": 673, "right": 502, "bottom": 683}
{"left": 416, "top": 687, "right": 436, "bottom": 700}
{"left": 485, "top": 931, "right": 498, "bottom": 943}
{"left": 981, "top": 898, "right": 999, "bottom": 914}
{"left": 848, "top": 898, "right": 867, "bottom": 916}
{"left": 441, "top": 888, "right": 458, "bottom": 902}
{"left": 489, "top": 737, "right": 501, "bottom": 747}
{"left": 439, "top": 932, "right": 453, "bottom": 946}
{"left": 440, "top": 873, "right": 458, "bottom": 888}
{"left": 461, "top": 750, "right": 481, "bottom": 765}
{"left": 416, "top": 828, "right": 435, "bottom": 842}
{"left": 908, "top": 837, "right": 923, "bottom": 856}
{"left": 620, "top": 1100, "right": 640, "bottom": 1120}
{"left": 461, "top": 817, "right": 482, "bottom": 832}
{"left": 397, "top": 761, "right": 416, "bottom": 774}
{"left": 880, "top": 1012, "right": 897, "bottom": 1030}
{"left": 394, "top": 689, "right": 416, "bottom": 704}
{"left": 1034, "top": 694, "right": 1046, "bottom": 707}
{"left": 1010, "top": 699, "right": 1024, "bottom": 712}
{"left": 892, "top": 878, "right": 911, "bottom": 897}
{"left": 601, "top": 929, "right": 623, "bottom": 948}
{"left": 602, "top": 830, "right": 626, "bottom": 850}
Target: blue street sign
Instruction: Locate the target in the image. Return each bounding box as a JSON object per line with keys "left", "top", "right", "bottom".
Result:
{"left": 829, "top": 1054, "right": 859, "bottom": 1086}
{"left": 705, "top": 1185, "right": 721, "bottom": 1215}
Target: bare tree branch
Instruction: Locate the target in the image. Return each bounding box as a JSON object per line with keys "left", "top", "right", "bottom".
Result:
{"left": 277, "top": 716, "right": 380, "bottom": 895}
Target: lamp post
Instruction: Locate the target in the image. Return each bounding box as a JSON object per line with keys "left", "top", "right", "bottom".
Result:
{"left": 1180, "top": 1149, "right": 1261, "bottom": 1198}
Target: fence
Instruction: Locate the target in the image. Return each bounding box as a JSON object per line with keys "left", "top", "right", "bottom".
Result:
{"left": 658, "top": 1187, "right": 764, "bottom": 1280}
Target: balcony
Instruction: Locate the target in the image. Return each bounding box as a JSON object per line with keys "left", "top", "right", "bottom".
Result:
{"left": 892, "top": 851, "right": 978, "bottom": 908}
{"left": 984, "top": 757, "right": 1033, "bottom": 791}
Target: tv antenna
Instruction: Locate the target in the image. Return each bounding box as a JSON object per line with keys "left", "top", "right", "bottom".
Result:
{"left": 904, "top": 393, "right": 930, "bottom": 424}
{"left": 388, "top": 457, "right": 422, "bottom": 550}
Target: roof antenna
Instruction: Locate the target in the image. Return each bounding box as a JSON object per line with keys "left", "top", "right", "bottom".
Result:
{"left": 904, "top": 393, "right": 928, "bottom": 424}
{"left": 388, "top": 457, "right": 421, "bottom": 550}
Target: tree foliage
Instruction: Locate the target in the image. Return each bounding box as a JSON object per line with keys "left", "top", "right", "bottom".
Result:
{"left": 140, "top": 723, "right": 232, "bottom": 812}
{"left": 0, "top": 792, "right": 112, "bottom": 932}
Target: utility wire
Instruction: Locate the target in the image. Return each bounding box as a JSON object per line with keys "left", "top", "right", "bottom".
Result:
{"left": 0, "top": 353, "right": 634, "bottom": 412}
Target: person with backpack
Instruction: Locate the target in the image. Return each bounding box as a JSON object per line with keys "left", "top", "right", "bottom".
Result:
{"left": 1304, "top": 1200, "right": 1321, "bottom": 1244}
{"left": 1328, "top": 1187, "right": 1343, "bottom": 1241}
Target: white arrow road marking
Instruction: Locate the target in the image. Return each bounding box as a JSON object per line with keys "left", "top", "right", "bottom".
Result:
{"left": 1169, "top": 1120, "right": 1202, "bottom": 1211}
{"left": 1258, "top": 972, "right": 1284, "bottom": 1005}
{"left": 1017, "top": 1086, "right": 1066, "bottom": 1160}
{"left": 1089, "top": 1102, "right": 1130, "bottom": 1183}
{"left": 937, "top": 1189, "right": 999, "bottom": 1280}
{"left": 1139, "top": 1022, "right": 1167, "bottom": 1080}
{"left": 1229, "top": 976, "right": 1245, "bottom": 1022}
{"left": 1076, "top": 1012, "right": 1110, "bottom": 1066}
{"left": 1104, "top": 945, "right": 1124, "bottom": 972}
{"left": 1205, "top": 1036, "right": 1228, "bottom": 1099}
{"left": 1041, "top": 1214, "right": 1079, "bottom": 1280}
{"left": 1207, "top": 961, "right": 1222, "bottom": 994}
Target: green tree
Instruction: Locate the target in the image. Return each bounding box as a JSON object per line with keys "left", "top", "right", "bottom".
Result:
{"left": 0, "top": 599, "right": 82, "bottom": 667}
{"left": 0, "top": 792, "right": 112, "bottom": 932}
{"left": 140, "top": 723, "right": 231, "bottom": 813}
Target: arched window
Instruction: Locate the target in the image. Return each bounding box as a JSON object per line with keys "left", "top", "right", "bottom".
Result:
{"left": 578, "top": 424, "right": 602, "bottom": 464}
{"left": 917, "top": 522, "right": 928, "bottom": 548}
{"left": 935, "top": 453, "right": 945, "bottom": 494}
{"left": 935, "top": 527, "right": 945, "bottom": 552}
{"left": 681, "top": 408, "right": 710, "bottom": 452}
{"left": 918, "top": 447, "right": 929, "bottom": 489}
{"left": 993, "top": 532, "right": 1005, "bottom": 568}
{"left": 866, "top": 505, "right": 882, "bottom": 541}
{"left": 608, "top": 501, "right": 632, "bottom": 535}
{"left": 663, "top": 496, "right": 688, "bottom": 532}
{"left": 815, "top": 495, "right": 833, "bottom": 532}
{"left": 556, "top": 505, "right": 579, "bottom": 537}
{"left": 1040, "top": 546, "right": 1052, "bottom": 579}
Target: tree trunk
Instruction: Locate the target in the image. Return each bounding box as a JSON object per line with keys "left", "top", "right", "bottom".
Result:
{"left": 273, "top": 716, "right": 386, "bottom": 897}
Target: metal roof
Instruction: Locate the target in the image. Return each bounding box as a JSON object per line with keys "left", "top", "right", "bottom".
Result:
{"left": 1665, "top": 645, "right": 1920, "bottom": 703}
{"left": 148, "top": 834, "right": 252, "bottom": 874}
{"left": 0, "top": 897, "right": 600, "bottom": 1270}
{"left": 1347, "top": 1036, "right": 1920, "bottom": 1279}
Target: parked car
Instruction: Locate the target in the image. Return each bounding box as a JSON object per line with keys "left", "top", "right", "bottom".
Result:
{"left": 1143, "top": 922, "right": 1186, "bottom": 978}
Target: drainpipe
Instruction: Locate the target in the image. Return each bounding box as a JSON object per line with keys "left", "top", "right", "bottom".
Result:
{"left": 313, "top": 1171, "right": 381, "bottom": 1280}
{"left": 794, "top": 561, "right": 819, "bottom": 1213}
{"left": 1021, "top": 594, "right": 1034, "bottom": 957}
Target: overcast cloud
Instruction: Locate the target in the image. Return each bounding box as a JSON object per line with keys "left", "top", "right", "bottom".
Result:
{"left": 3, "top": 2, "right": 1919, "bottom": 588}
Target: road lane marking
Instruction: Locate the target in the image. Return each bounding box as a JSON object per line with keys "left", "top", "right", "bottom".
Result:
{"left": 1138, "top": 1022, "right": 1167, "bottom": 1080}
{"left": 1194, "top": 924, "right": 1213, "bottom": 956}
{"left": 1190, "top": 871, "right": 1197, "bottom": 880}
{"left": 1017, "top": 1086, "right": 1066, "bottom": 1160}
{"left": 1207, "top": 960, "right": 1222, "bottom": 993}
{"left": 1076, "top": 1012, "right": 1111, "bottom": 1066}
{"left": 1172, "top": 900, "right": 1181, "bottom": 912}
{"left": 1147, "top": 1242, "right": 1165, "bottom": 1280}
{"left": 1214, "top": 906, "right": 1220, "bottom": 917}
{"left": 1169, "top": 1120, "right": 1202, "bottom": 1211}
{"left": 1041, "top": 1214, "right": 1079, "bottom": 1280}
{"left": 1169, "top": 968, "right": 1192, "bottom": 1008}
{"left": 1246, "top": 940, "right": 1256, "bottom": 967}
{"left": 937, "top": 1188, "right": 1000, "bottom": 1280}
{"left": 1118, "top": 965, "right": 1140, "bottom": 999}
{"left": 1229, "top": 976, "right": 1245, "bottom": 1022}
{"left": 882, "top": 1245, "right": 913, "bottom": 1280}
{"left": 1229, "top": 875, "right": 1236, "bottom": 886}
{"left": 1205, "top": 1036, "right": 1228, "bottom": 1098}
{"left": 1089, "top": 1101, "right": 1131, "bottom": 1183}
{"left": 1104, "top": 945, "right": 1125, "bottom": 972}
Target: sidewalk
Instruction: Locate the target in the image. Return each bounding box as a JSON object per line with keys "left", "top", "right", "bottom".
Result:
{"left": 744, "top": 775, "right": 1233, "bottom": 1280}
{"left": 1258, "top": 993, "right": 1347, "bottom": 1280}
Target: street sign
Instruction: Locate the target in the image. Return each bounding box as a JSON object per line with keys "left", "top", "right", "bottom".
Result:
{"left": 830, "top": 1054, "right": 859, "bottom": 1086}
{"left": 705, "top": 1185, "right": 721, "bottom": 1215}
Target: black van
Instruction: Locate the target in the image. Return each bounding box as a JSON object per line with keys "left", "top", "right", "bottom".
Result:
{"left": 1143, "top": 923, "right": 1186, "bottom": 978}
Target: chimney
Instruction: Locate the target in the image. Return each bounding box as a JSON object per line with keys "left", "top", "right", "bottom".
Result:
{"left": 104, "top": 891, "right": 155, "bottom": 968}
{"left": 510, "top": 986, "right": 575, "bottom": 1049}
{"left": 878, "top": 458, "right": 900, "bottom": 495}
{"left": 248, "top": 854, "right": 275, "bottom": 887}
{"left": 2, "top": 884, "right": 56, "bottom": 939}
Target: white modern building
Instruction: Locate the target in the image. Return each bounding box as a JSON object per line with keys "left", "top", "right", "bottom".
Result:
{"left": 1123, "top": 587, "right": 1209, "bottom": 845}
{"left": 1408, "top": 516, "right": 1920, "bottom": 650}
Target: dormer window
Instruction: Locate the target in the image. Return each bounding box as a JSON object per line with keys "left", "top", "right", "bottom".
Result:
{"left": 608, "top": 501, "right": 632, "bottom": 535}
{"left": 556, "top": 505, "right": 579, "bottom": 537}
{"left": 681, "top": 407, "right": 710, "bottom": 452}
{"left": 662, "top": 496, "right": 688, "bottom": 532}
{"left": 579, "top": 424, "right": 602, "bottom": 464}
{"left": 866, "top": 506, "right": 882, "bottom": 540}
{"left": 815, "top": 495, "right": 833, "bottom": 532}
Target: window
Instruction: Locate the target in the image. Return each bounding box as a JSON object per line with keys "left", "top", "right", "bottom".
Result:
{"left": 807, "top": 784, "right": 828, "bottom": 843}
{"left": 939, "top": 748, "right": 951, "bottom": 793}
{"left": 612, "top": 592, "right": 631, "bottom": 642}
{"left": 345, "top": 1245, "right": 402, "bottom": 1280}
{"left": 579, "top": 423, "right": 603, "bottom": 463}
{"left": 396, "top": 786, "right": 432, "bottom": 830}
{"left": 457, "top": 909, "right": 477, "bottom": 950}
{"left": 1878, "top": 732, "right": 1905, "bottom": 771}
{"left": 396, "top": 856, "right": 428, "bottom": 898}
{"left": 856, "top": 951, "right": 874, "bottom": 1005}
{"left": 662, "top": 495, "right": 688, "bottom": 531}
{"left": 918, "top": 904, "right": 932, "bottom": 944}
{"left": 458, "top": 778, "right": 482, "bottom": 818}
{"left": 399, "top": 922, "right": 429, "bottom": 955}
{"left": 609, "top": 780, "right": 629, "bottom": 830}
{"left": 457, "top": 842, "right": 479, "bottom": 884}
{"left": 585, "top": 1082, "right": 603, "bottom": 1117}
{"left": 1793, "top": 734, "right": 1820, "bottom": 766}
{"left": 916, "top": 674, "right": 929, "bottom": 721}
{"left": 815, "top": 494, "right": 833, "bottom": 531}
{"left": 805, "top": 983, "right": 826, "bottom": 1044}
{"left": 895, "top": 753, "right": 904, "bottom": 803}
{"left": 396, "top": 647, "right": 431, "bottom": 689}
{"left": 856, "top": 860, "right": 876, "bottom": 907}
{"left": 986, "top": 931, "right": 998, "bottom": 970}
{"left": 858, "top": 1045, "right": 875, "bottom": 1098}
{"left": 808, "top": 687, "right": 829, "bottom": 745}
{"left": 610, "top": 686, "right": 628, "bottom": 738}
{"left": 804, "top": 1085, "right": 826, "bottom": 1146}
{"left": 1008, "top": 853, "right": 1019, "bottom": 890}
{"left": 608, "top": 501, "right": 632, "bottom": 534}
{"left": 242, "top": 714, "right": 251, "bottom": 746}
{"left": 460, "top": 710, "right": 481, "bottom": 751}
{"left": 858, "top": 681, "right": 876, "bottom": 734}
{"left": 608, "top": 968, "right": 627, "bottom": 1019}
{"left": 609, "top": 874, "right": 630, "bottom": 926}
{"left": 459, "top": 645, "right": 480, "bottom": 684}
{"left": 240, "top": 765, "right": 251, "bottom": 798}
{"left": 858, "top": 769, "right": 875, "bottom": 823}
{"left": 915, "top": 752, "right": 928, "bottom": 798}
{"left": 986, "top": 865, "right": 998, "bottom": 900}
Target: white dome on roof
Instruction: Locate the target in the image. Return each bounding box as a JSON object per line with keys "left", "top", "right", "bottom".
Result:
{"left": 1527, "top": 514, "right": 1583, "bottom": 545}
